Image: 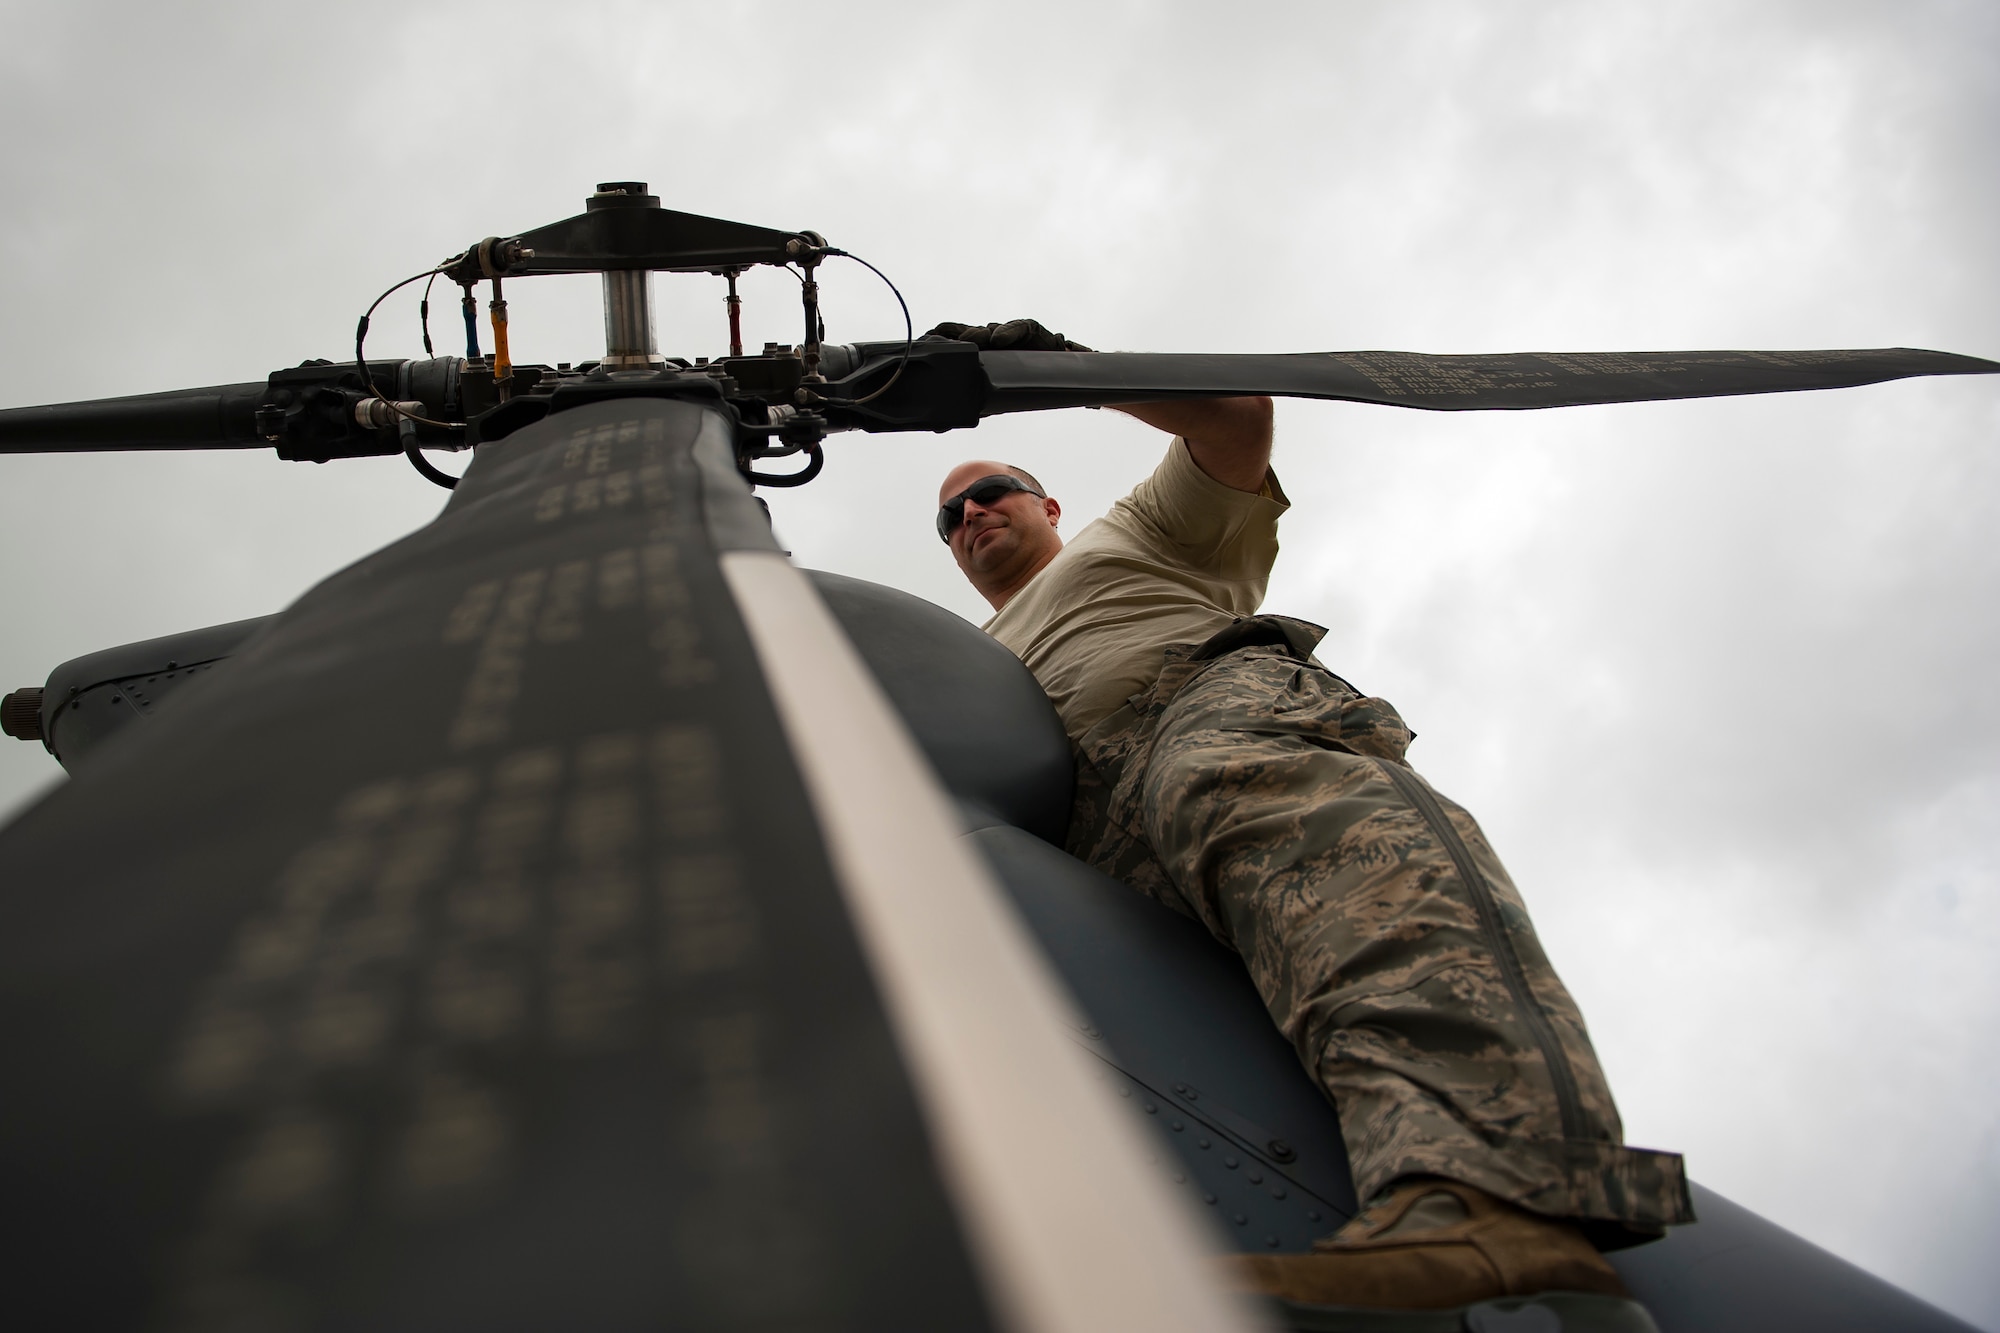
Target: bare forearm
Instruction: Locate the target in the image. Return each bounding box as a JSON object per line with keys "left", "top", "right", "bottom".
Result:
{"left": 1112, "top": 397, "right": 1274, "bottom": 493}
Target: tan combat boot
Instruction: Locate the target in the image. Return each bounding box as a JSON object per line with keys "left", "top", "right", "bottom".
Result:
{"left": 1222, "top": 1179, "right": 1632, "bottom": 1311}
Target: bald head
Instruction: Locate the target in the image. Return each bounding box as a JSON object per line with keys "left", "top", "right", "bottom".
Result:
{"left": 935, "top": 459, "right": 1045, "bottom": 505}
{"left": 937, "top": 459, "right": 1064, "bottom": 611}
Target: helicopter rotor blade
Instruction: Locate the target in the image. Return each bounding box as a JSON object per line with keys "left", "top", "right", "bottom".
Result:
{"left": 0, "top": 381, "right": 270, "bottom": 453}
{"left": 973, "top": 346, "right": 2000, "bottom": 414}
{"left": 0, "top": 392, "right": 1245, "bottom": 1331}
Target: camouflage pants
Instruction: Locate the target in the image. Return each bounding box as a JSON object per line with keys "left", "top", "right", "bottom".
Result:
{"left": 1068, "top": 617, "right": 1692, "bottom": 1237}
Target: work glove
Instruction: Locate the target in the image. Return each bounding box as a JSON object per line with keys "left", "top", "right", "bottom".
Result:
{"left": 923, "top": 319, "right": 1094, "bottom": 352}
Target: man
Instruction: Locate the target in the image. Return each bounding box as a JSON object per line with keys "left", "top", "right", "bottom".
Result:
{"left": 931, "top": 321, "right": 1692, "bottom": 1317}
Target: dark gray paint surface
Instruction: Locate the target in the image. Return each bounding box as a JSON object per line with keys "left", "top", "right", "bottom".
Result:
{"left": 38, "top": 614, "right": 272, "bottom": 772}
{"left": 969, "top": 817, "right": 1361, "bottom": 1252}
{"left": 1613, "top": 1184, "right": 1975, "bottom": 1333}
{"left": 806, "top": 569, "right": 1074, "bottom": 846}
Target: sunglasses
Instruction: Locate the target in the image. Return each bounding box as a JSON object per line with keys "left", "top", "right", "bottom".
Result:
{"left": 937, "top": 474, "right": 1045, "bottom": 543}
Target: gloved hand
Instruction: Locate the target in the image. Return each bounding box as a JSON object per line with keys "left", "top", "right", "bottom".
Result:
{"left": 923, "top": 319, "right": 1094, "bottom": 352}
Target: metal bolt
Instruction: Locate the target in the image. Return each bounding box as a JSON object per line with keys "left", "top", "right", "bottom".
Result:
{"left": 1246, "top": 1169, "right": 1263, "bottom": 1184}
{"left": 1223, "top": 1155, "right": 1238, "bottom": 1169}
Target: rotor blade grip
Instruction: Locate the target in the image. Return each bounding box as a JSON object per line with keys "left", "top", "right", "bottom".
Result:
{"left": 0, "top": 382, "right": 271, "bottom": 454}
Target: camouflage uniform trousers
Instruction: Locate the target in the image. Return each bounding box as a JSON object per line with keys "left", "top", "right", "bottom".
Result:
{"left": 1068, "top": 615, "right": 1693, "bottom": 1237}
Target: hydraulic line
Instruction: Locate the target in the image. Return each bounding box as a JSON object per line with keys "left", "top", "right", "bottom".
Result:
{"left": 725, "top": 267, "right": 744, "bottom": 359}
{"left": 799, "top": 261, "right": 822, "bottom": 379}
{"left": 460, "top": 283, "right": 481, "bottom": 360}
{"left": 488, "top": 276, "right": 512, "bottom": 399}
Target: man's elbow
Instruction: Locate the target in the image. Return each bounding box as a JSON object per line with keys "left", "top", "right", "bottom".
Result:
{"left": 1237, "top": 395, "right": 1274, "bottom": 438}
{"left": 1222, "top": 396, "right": 1275, "bottom": 451}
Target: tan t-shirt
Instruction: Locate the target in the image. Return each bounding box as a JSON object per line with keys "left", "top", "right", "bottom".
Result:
{"left": 984, "top": 438, "right": 1290, "bottom": 743}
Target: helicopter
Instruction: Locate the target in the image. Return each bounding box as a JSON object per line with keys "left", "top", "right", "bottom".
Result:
{"left": 0, "top": 181, "right": 1993, "bottom": 1333}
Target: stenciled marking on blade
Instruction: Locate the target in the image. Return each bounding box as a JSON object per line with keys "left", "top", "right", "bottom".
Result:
{"left": 448, "top": 413, "right": 691, "bottom": 755}
{"left": 642, "top": 717, "right": 821, "bottom": 1316}
{"left": 157, "top": 410, "right": 838, "bottom": 1324}
{"left": 534, "top": 560, "right": 590, "bottom": 645}
{"left": 640, "top": 535, "right": 716, "bottom": 689}
{"left": 1325, "top": 347, "right": 1911, "bottom": 405}
{"left": 425, "top": 747, "right": 559, "bottom": 1054}
{"left": 659, "top": 850, "right": 755, "bottom": 980}
{"left": 533, "top": 469, "right": 639, "bottom": 521}
{"left": 441, "top": 579, "right": 502, "bottom": 644}
{"left": 673, "top": 1007, "right": 820, "bottom": 1314}
{"left": 447, "top": 568, "right": 547, "bottom": 752}
{"left": 161, "top": 763, "right": 491, "bottom": 1322}
{"left": 152, "top": 720, "right": 774, "bottom": 1320}
{"left": 534, "top": 414, "right": 654, "bottom": 521}
{"left": 1326, "top": 351, "right": 1554, "bottom": 399}
{"left": 166, "top": 772, "right": 489, "bottom": 1106}
{"left": 547, "top": 732, "right": 645, "bottom": 1051}
{"left": 596, "top": 547, "right": 639, "bottom": 611}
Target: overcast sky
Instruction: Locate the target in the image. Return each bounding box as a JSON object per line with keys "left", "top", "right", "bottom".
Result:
{"left": 2, "top": 1, "right": 1996, "bottom": 1325}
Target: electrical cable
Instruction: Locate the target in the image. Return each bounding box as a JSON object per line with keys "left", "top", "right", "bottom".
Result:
{"left": 419, "top": 270, "right": 438, "bottom": 356}
{"left": 354, "top": 264, "right": 463, "bottom": 429}
{"left": 816, "top": 248, "right": 914, "bottom": 407}
{"left": 357, "top": 262, "right": 475, "bottom": 492}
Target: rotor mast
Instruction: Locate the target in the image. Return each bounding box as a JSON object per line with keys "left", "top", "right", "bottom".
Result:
{"left": 590, "top": 182, "right": 666, "bottom": 369}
